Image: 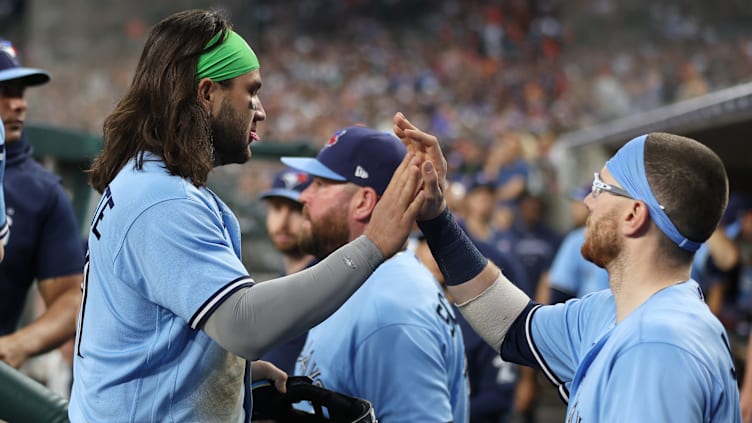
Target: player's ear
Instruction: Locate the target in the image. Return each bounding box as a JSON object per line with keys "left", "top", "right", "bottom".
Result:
{"left": 197, "top": 77, "right": 217, "bottom": 117}
{"left": 622, "top": 200, "right": 650, "bottom": 237}
{"left": 351, "top": 186, "right": 379, "bottom": 223}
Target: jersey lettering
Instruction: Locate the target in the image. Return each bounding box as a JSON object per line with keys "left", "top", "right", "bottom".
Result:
{"left": 92, "top": 186, "right": 114, "bottom": 240}
{"left": 436, "top": 292, "right": 458, "bottom": 337}
{"left": 297, "top": 350, "right": 323, "bottom": 387}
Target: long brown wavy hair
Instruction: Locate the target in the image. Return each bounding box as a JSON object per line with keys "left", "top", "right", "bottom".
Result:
{"left": 89, "top": 9, "right": 232, "bottom": 193}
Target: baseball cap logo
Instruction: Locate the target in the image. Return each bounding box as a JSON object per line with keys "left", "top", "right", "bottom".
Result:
{"left": 354, "top": 165, "right": 369, "bottom": 179}
{"left": 281, "top": 171, "right": 309, "bottom": 189}
{"left": 0, "top": 42, "right": 18, "bottom": 64}
{"left": 325, "top": 129, "right": 347, "bottom": 148}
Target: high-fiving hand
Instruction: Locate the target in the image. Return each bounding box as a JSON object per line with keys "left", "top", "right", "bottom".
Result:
{"left": 363, "top": 151, "right": 425, "bottom": 258}
{"left": 392, "top": 112, "right": 448, "bottom": 221}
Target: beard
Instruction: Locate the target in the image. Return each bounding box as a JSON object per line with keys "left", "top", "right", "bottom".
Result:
{"left": 271, "top": 231, "right": 307, "bottom": 256}
{"left": 211, "top": 97, "right": 251, "bottom": 166}
{"left": 299, "top": 207, "right": 351, "bottom": 260}
{"left": 581, "top": 209, "right": 622, "bottom": 269}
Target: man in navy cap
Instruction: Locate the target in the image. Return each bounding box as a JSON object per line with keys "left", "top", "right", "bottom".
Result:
{"left": 259, "top": 167, "right": 314, "bottom": 277}
{"left": 0, "top": 38, "right": 83, "bottom": 369}
{"left": 257, "top": 167, "right": 315, "bottom": 374}
{"left": 283, "top": 126, "right": 469, "bottom": 422}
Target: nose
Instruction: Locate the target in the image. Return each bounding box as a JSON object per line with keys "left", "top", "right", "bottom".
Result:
{"left": 253, "top": 98, "right": 266, "bottom": 122}
{"left": 583, "top": 193, "right": 594, "bottom": 212}
{"left": 6, "top": 96, "right": 27, "bottom": 112}
{"left": 298, "top": 184, "right": 313, "bottom": 204}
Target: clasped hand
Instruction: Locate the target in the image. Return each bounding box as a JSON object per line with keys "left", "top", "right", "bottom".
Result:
{"left": 361, "top": 112, "right": 450, "bottom": 259}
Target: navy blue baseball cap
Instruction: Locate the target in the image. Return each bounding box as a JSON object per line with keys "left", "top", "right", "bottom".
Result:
{"left": 281, "top": 126, "right": 407, "bottom": 196}
{"left": 259, "top": 167, "right": 312, "bottom": 202}
{"left": 0, "top": 39, "right": 50, "bottom": 86}
{"left": 465, "top": 172, "right": 497, "bottom": 193}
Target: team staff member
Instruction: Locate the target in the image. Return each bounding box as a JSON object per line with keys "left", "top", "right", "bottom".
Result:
{"left": 70, "top": 10, "right": 425, "bottom": 422}
{"left": 0, "top": 39, "right": 83, "bottom": 368}
{"left": 395, "top": 112, "right": 741, "bottom": 422}
{"left": 285, "top": 126, "right": 468, "bottom": 423}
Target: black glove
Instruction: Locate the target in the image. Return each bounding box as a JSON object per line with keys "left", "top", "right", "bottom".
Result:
{"left": 251, "top": 376, "right": 376, "bottom": 423}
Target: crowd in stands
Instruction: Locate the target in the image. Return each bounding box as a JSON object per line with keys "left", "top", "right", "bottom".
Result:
{"left": 17, "top": 0, "right": 752, "bottom": 204}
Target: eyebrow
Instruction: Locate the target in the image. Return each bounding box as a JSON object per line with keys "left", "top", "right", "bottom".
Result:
{"left": 249, "top": 79, "right": 262, "bottom": 91}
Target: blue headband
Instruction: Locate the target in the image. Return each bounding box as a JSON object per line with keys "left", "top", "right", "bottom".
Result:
{"left": 606, "top": 134, "right": 702, "bottom": 252}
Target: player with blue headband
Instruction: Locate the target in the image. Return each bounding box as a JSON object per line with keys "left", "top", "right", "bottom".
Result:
{"left": 394, "top": 112, "right": 740, "bottom": 423}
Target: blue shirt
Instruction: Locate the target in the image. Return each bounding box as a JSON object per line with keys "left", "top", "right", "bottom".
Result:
{"left": 494, "top": 160, "right": 529, "bottom": 201}
{"left": 69, "top": 153, "right": 255, "bottom": 422}
{"left": 457, "top": 310, "right": 517, "bottom": 422}
{"left": 0, "top": 136, "right": 84, "bottom": 335}
{"left": 296, "top": 251, "right": 469, "bottom": 423}
{"left": 527, "top": 281, "right": 740, "bottom": 422}
{"left": 458, "top": 219, "right": 530, "bottom": 295}
{"left": 496, "top": 222, "right": 561, "bottom": 296}
{"left": 548, "top": 227, "right": 610, "bottom": 299}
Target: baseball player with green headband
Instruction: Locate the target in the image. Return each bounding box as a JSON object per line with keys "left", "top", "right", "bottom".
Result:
{"left": 69, "top": 10, "right": 425, "bottom": 422}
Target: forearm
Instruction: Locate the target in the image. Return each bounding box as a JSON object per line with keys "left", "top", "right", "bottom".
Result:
{"left": 203, "top": 235, "right": 383, "bottom": 359}
{"left": 706, "top": 229, "right": 739, "bottom": 271}
{"left": 454, "top": 270, "right": 531, "bottom": 352}
{"left": 706, "top": 282, "right": 725, "bottom": 316}
{"left": 11, "top": 288, "right": 80, "bottom": 357}
{"left": 743, "top": 335, "right": 752, "bottom": 393}
{"left": 416, "top": 206, "right": 530, "bottom": 351}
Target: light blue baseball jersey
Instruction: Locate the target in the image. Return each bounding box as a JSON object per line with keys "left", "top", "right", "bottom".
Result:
{"left": 296, "top": 251, "right": 469, "bottom": 423}
{"left": 525, "top": 280, "right": 740, "bottom": 422}
{"left": 69, "top": 153, "right": 255, "bottom": 422}
{"left": 548, "top": 227, "right": 609, "bottom": 298}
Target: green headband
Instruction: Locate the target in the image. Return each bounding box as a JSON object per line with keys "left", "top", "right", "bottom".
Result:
{"left": 196, "top": 30, "right": 259, "bottom": 81}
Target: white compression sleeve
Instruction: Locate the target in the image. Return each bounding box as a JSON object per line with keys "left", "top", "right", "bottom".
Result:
{"left": 203, "top": 235, "right": 383, "bottom": 359}
{"left": 456, "top": 271, "right": 530, "bottom": 352}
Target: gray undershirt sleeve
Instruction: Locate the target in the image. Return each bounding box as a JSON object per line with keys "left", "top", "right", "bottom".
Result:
{"left": 202, "top": 235, "right": 383, "bottom": 360}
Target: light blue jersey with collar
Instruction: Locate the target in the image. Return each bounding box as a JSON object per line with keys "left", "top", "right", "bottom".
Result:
{"left": 69, "top": 153, "right": 255, "bottom": 423}
{"left": 548, "top": 227, "right": 610, "bottom": 298}
{"left": 528, "top": 280, "right": 740, "bottom": 422}
{"left": 296, "top": 251, "right": 469, "bottom": 423}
